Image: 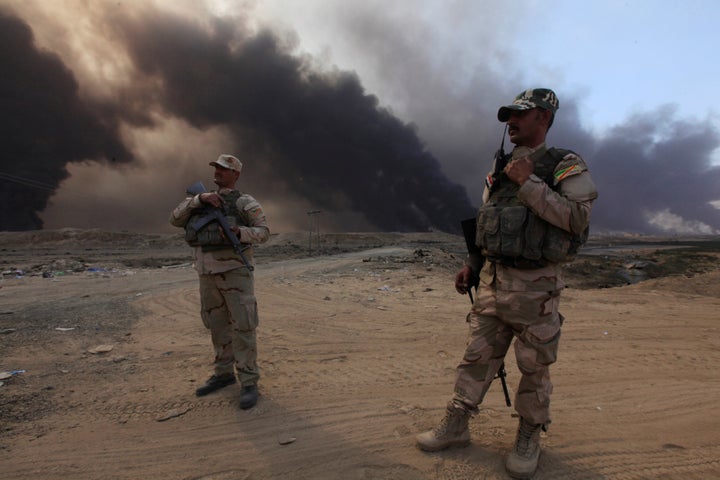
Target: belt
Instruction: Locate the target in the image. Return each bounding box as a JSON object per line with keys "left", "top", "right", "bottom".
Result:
{"left": 487, "top": 256, "right": 547, "bottom": 270}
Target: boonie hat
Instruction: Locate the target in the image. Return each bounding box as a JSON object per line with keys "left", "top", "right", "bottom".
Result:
{"left": 209, "top": 154, "right": 242, "bottom": 172}
{"left": 497, "top": 88, "right": 559, "bottom": 122}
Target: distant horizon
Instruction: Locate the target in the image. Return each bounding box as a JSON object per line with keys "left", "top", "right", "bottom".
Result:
{"left": 2, "top": 226, "right": 719, "bottom": 242}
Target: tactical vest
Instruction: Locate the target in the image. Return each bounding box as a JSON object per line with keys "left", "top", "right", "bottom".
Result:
{"left": 475, "top": 148, "right": 588, "bottom": 266}
{"left": 184, "top": 190, "right": 246, "bottom": 251}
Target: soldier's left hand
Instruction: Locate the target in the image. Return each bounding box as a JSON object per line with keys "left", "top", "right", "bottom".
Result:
{"left": 199, "top": 192, "right": 224, "bottom": 208}
{"left": 504, "top": 156, "right": 534, "bottom": 185}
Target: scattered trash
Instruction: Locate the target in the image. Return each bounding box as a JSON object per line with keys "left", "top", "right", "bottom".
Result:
{"left": 86, "top": 267, "right": 108, "bottom": 273}
{"left": 2, "top": 269, "right": 24, "bottom": 278}
{"left": 55, "top": 327, "right": 75, "bottom": 332}
{"left": 156, "top": 406, "right": 192, "bottom": 422}
{"left": 161, "top": 263, "right": 192, "bottom": 269}
{"left": 378, "top": 285, "right": 391, "bottom": 291}
{"left": 0, "top": 370, "right": 25, "bottom": 380}
{"left": 277, "top": 433, "right": 296, "bottom": 445}
{"left": 88, "top": 344, "right": 114, "bottom": 354}
{"left": 1, "top": 328, "right": 16, "bottom": 334}
{"left": 135, "top": 292, "right": 144, "bottom": 297}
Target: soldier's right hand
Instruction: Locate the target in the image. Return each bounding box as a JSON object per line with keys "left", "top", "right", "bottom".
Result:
{"left": 455, "top": 265, "right": 473, "bottom": 295}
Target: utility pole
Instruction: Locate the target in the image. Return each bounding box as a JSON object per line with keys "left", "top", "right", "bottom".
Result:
{"left": 307, "top": 210, "right": 322, "bottom": 256}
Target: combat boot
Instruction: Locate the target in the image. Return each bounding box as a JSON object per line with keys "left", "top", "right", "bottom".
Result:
{"left": 416, "top": 403, "right": 471, "bottom": 452}
{"left": 239, "top": 384, "right": 258, "bottom": 410}
{"left": 195, "top": 373, "right": 236, "bottom": 397}
{"left": 505, "top": 417, "right": 543, "bottom": 479}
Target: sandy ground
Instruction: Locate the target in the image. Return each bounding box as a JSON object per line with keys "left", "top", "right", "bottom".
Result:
{"left": 1, "top": 230, "right": 720, "bottom": 479}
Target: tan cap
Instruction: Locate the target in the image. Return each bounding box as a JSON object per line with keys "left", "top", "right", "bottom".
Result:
{"left": 209, "top": 154, "right": 242, "bottom": 172}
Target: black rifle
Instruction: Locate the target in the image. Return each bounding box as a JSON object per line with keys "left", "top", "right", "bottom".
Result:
{"left": 460, "top": 217, "right": 511, "bottom": 407}
{"left": 186, "top": 181, "right": 254, "bottom": 271}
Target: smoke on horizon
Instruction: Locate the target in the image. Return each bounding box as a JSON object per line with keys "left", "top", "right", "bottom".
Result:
{"left": 1, "top": 2, "right": 719, "bottom": 235}
{"left": 0, "top": 9, "right": 131, "bottom": 230}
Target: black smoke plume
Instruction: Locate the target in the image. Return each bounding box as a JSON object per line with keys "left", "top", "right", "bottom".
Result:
{"left": 112, "top": 11, "right": 475, "bottom": 233}
{"left": 589, "top": 110, "right": 720, "bottom": 234}
{"left": 0, "top": 9, "right": 131, "bottom": 231}
{"left": 4, "top": 4, "right": 719, "bottom": 235}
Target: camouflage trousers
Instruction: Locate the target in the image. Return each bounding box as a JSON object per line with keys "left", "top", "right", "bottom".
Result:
{"left": 198, "top": 268, "right": 259, "bottom": 386}
{"left": 452, "top": 284, "right": 563, "bottom": 426}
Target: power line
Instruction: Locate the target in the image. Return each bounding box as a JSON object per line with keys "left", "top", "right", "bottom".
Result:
{"left": 0, "top": 171, "right": 61, "bottom": 192}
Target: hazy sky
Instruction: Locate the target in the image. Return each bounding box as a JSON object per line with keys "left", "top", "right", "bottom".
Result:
{"left": 1, "top": 0, "right": 719, "bottom": 235}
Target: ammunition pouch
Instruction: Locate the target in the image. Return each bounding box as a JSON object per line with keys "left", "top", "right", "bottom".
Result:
{"left": 476, "top": 204, "right": 585, "bottom": 266}
{"left": 184, "top": 190, "right": 243, "bottom": 249}
{"left": 184, "top": 212, "right": 233, "bottom": 248}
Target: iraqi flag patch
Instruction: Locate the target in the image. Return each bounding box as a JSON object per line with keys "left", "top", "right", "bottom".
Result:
{"left": 554, "top": 164, "right": 581, "bottom": 182}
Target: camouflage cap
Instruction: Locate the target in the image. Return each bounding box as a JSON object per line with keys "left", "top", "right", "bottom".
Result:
{"left": 209, "top": 154, "right": 242, "bottom": 172}
{"left": 497, "top": 88, "right": 559, "bottom": 122}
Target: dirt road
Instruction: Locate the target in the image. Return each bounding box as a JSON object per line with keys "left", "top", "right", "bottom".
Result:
{"left": 2, "top": 232, "right": 720, "bottom": 479}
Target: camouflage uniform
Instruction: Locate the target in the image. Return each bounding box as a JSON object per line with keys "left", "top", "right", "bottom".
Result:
{"left": 170, "top": 186, "right": 269, "bottom": 387}
{"left": 453, "top": 142, "right": 597, "bottom": 426}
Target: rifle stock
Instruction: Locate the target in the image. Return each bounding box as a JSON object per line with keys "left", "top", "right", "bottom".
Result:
{"left": 186, "top": 181, "right": 254, "bottom": 271}
{"left": 460, "top": 217, "right": 511, "bottom": 407}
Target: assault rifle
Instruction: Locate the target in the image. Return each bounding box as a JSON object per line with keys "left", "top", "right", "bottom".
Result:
{"left": 460, "top": 217, "right": 511, "bottom": 407}
{"left": 186, "top": 181, "right": 254, "bottom": 271}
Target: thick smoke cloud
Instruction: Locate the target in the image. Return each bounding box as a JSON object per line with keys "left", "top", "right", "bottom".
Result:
{"left": 0, "top": 9, "right": 131, "bottom": 231}
{"left": 2, "top": 2, "right": 719, "bottom": 235}
{"left": 108, "top": 11, "right": 475, "bottom": 233}
{"left": 590, "top": 110, "right": 720, "bottom": 234}
{"left": 300, "top": 2, "right": 720, "bottom": 235}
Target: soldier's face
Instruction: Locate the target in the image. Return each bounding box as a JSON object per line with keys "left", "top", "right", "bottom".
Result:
{"left": 507, "top": 108, "right": 548, "bottom": 147}
{"left": 213, "top": 166, "right": 240, "bottom": 188}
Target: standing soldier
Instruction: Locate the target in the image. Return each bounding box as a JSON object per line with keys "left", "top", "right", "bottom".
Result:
{"left": 171, "top": 154, "right": 270, "bottom": 410}
{"left": 416, "top": 89, "right": 598, "bottom": 479}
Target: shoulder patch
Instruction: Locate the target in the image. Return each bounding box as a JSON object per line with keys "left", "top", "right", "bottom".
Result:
{"left": 238, "top": 195, "right": 265, "bottom": 222}
{"left": 554, "top": 153, "right": 588, "bottom": 183}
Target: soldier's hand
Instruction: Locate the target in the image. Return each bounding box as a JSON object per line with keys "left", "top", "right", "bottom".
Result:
{"left": 504, "top": 156, "right": 534, "bottom": 185}
{"left": 199, "top": 192, "right": 224, "bottom": 208}
{"left": 455, "top": 265, "right": 473, "bottom": 295}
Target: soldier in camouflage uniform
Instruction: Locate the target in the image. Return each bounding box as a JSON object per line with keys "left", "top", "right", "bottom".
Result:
{"left": 170, "top": 154, "right": 270, "bottom": 410}
{"left": 416, "top": 89, "right": 598, "bottom": 479}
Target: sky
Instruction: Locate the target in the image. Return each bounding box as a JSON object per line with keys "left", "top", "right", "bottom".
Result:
{"left": 1, "top": 0, "right": 719, "bottom": 235}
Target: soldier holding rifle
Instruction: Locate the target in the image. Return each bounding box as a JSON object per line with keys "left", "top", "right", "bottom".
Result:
{"left": 416, "top": 89, "right": 598, "bottom": 479}
{"left": 170, "top": 154, "right": 269, "bottom": 410}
